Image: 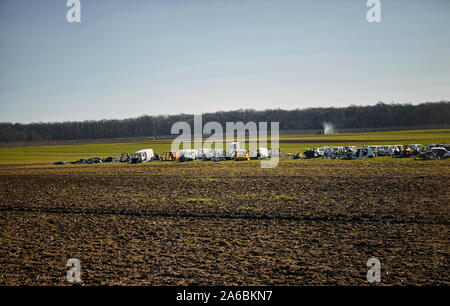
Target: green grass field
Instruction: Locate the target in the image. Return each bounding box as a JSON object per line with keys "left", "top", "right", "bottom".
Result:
{"left": 0, "top": 129, "right": 449, "bottom": 164}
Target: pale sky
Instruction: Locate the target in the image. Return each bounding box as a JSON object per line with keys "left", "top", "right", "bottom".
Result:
{"left": 1, "top": 0, "right": 449, "bottom": 123}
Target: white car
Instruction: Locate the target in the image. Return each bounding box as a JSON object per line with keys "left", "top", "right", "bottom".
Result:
{"left": 352, "top": 146, "right": 375, "bottom": 159}
{"left": 179, "top": 149, "right": 196, "bottom": 161}
{"left": 429, "top": 147, "right": 450, "bottom": 159}
{"left": 250, "top": 147, "right": 269, "bottom": 159}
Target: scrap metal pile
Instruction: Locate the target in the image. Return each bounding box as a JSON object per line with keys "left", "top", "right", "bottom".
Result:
{"left": 54, "top": 149, "right": 160, "bottom": 165}
{"left": 297, "top": 144, "right": 450, "bottom": 160}
{"left": 54, "top": 143, "right": 450, "bottom": 165}
{"left": 157, "top": 143, "right": 275, "bottom": 162}
{"left": 54, "top": 143, "right": 276, "bottom": 165}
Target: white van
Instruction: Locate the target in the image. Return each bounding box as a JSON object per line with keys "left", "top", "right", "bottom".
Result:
{"left": 131, "top": 149, "right": 154, "bottom": 163}
{"left": 352, "top": 146, "right": 375, "bottom": 159}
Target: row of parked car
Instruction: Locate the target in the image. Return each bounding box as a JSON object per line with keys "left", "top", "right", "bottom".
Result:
{"left": 297, "top": 144, "right": 450, "bottom": 160}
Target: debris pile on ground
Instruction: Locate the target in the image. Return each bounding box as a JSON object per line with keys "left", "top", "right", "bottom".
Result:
{"left": 54, "top": 156, "right": 116, "bottom": 165}
{"left": 295, "top": 144, "right": 450, "bottom": 160}
{"left": 54, "top": 143, "right": 450, "bottom": 165}
{"left": 54, "top": 149, "right": 159, "bottom": 165}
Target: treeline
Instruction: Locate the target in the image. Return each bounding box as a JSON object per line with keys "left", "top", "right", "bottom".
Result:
{"left": 1, "top": 101, "right": 449, "bottom": 142}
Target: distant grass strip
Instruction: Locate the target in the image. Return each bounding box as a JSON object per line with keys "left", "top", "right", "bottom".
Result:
{"left": 0, "top": 129, "right": 449, "bottom": 164}
{"left": 186, "top": 198, "right": 212, "bottom": 204}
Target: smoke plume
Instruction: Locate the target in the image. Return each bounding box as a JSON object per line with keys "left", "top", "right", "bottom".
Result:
{"left": 322, "top": 122, "right": 335, "bottom": 134}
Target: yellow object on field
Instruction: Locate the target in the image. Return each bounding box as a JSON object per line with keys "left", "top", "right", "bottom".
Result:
{"left": 234, "top": 150, "right": 250, "bottom": 161}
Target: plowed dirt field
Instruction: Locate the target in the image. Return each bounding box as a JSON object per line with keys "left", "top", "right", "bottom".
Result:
{"left": 0, "top": 159, "right": 449, "bottom": 285}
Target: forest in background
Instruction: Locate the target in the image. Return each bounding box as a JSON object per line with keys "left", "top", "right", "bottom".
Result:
{"left": 1, "top": 101, "right": 449, "bottom": 143}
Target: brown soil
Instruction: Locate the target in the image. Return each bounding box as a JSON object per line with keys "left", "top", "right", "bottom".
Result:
{"left": 0, "top": 159, "right": 449, "bottom": 285}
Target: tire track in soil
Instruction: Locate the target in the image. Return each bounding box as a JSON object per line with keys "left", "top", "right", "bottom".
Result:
{"left": 1, "top": 205, "right": 448, "bottom": 226}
